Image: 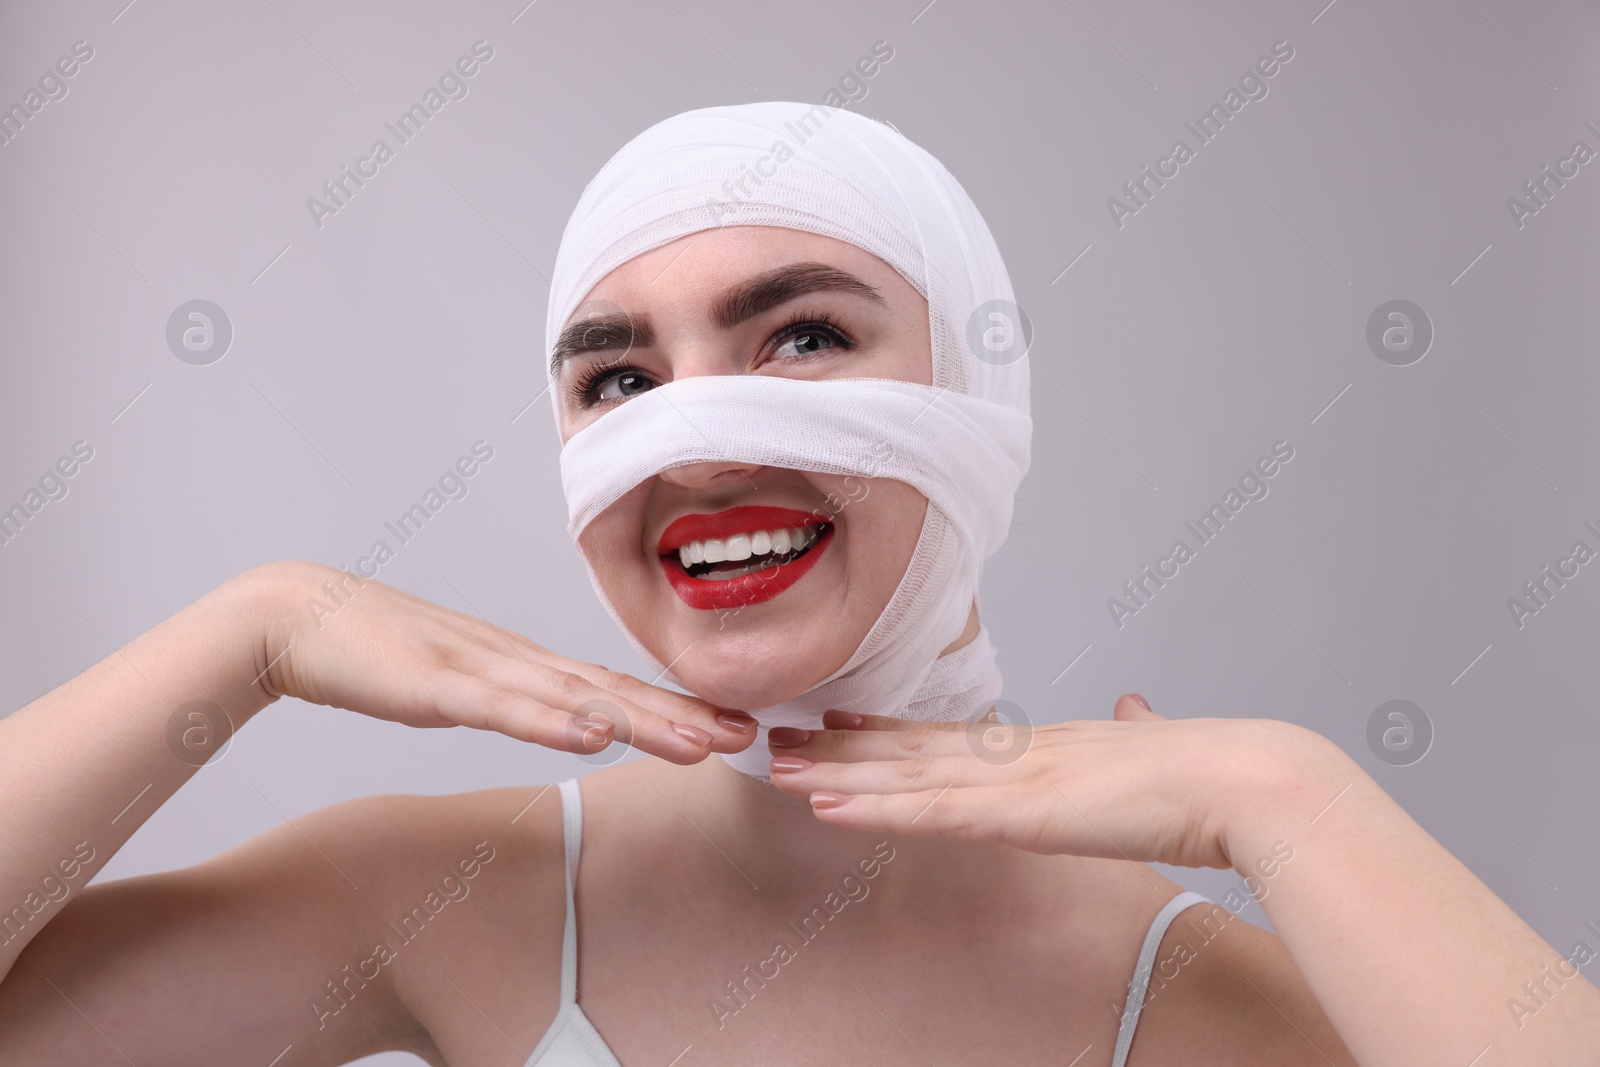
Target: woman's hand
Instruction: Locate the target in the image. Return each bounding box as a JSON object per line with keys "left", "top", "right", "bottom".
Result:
{"left": 765, "top": 693, "right": 1342, "bottom": 870}
{"left": 254, "top": 560, "right": 757, "bottom": 762}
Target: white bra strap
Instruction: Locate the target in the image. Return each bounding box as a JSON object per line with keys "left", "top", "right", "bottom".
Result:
{"left": 556, "top": 777, "right": 584, "bottom": 1007}
{"left": 1110, "top": 890, "right": 1210, "bottom": 1067}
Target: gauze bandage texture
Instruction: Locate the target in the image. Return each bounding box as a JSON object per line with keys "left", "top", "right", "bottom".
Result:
{"left": 545, "top": 101, "right": 1032, "bottom": 778}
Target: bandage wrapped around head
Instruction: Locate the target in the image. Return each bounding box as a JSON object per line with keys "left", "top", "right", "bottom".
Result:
{"left": 546, "top": 101, "right": 1032, "bottom": 778}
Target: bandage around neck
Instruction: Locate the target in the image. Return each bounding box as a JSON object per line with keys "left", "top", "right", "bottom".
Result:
{"left": 545, "top": 101, "right": 1032, "bottom": 778}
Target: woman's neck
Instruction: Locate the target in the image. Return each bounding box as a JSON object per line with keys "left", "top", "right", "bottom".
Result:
{"left": 658, "top": 750, "right": 1038, "bottom": 915}
{"left": 654, "top": 599, "right": 1040, "bottom": 910}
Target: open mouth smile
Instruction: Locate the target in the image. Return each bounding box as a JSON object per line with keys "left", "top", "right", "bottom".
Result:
{"left": 657, "top": 505, "right": 835, "bottom": 611}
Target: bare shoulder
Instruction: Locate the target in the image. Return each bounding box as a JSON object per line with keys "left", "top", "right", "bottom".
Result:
{"left": 1125, "top": 900, "right": 1359, "bottom": 1067}
{"left": 0, "top": 782, "right": 571, "bottom": 1067}
{"left": 315, "top": 783, "right": 574, "bottom": 1064}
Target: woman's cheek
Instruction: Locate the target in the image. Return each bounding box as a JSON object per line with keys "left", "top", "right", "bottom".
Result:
{"left": 577, "top": 502, "right": 650, "bottom": 599}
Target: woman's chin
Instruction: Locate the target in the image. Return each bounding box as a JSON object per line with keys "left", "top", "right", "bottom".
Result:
{"left": 666, "top": 646, "right": 844, "bottom": 711}
{"left": 677, "top": 671, "right": 805, "bottom": 712}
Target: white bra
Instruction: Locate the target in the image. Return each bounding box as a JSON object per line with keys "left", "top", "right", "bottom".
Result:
{"left": 524, "top": 777, "right": 1210, "bottom": 1066}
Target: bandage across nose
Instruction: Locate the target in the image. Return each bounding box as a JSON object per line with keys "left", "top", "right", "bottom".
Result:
{"left": 560, "top": 374, "right": 1028, "bottom": 776}
{"left": 545, "top": 101, "right": 1033, "bottom": 778}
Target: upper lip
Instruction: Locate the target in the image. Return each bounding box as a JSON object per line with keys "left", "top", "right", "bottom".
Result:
{"left": 656, "top": 505, "right": 828, "bottom": 555}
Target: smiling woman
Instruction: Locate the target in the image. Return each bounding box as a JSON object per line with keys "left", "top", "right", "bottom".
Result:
{"left": 3, "top": 99, "right": 1598, "bottom": 1067}
{"left": 547, "top": 220, "right": 1008, "bottom": 738}
{"left": 534, "top": 102, "right": 1036, "bottom": 788}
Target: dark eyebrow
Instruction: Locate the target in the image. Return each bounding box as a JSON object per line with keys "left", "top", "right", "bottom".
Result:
{"left": 710, "top": 261, "right": 884, "bottom": 330}
{"left": 548, "top": 312, "right": 655, "bottom": 379}
{"left": 548, "top": 261, "right": 884, "bottom": 379}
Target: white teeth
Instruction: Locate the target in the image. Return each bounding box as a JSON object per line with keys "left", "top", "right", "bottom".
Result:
{"left": 673, "top": 524, "right": 824, "bottom": 574}
{"left": 698, "top": 561, "right": 762, "bottom": 580}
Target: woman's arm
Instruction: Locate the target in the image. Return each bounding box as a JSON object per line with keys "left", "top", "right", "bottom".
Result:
{"left": 0, "top": 564, "right": 281, "bottom": 984}
{"left": 0, "top": 559, "right": 755, "bottom": 1063}
{"left": 770, "top": 696, "right": 1600, "bottom": 1065}
{"left": 1223, "top": 722, "right": 1600, "bottom": 1066}
{"left": 0, "top": 565, "right": 415, "bottom": 1065}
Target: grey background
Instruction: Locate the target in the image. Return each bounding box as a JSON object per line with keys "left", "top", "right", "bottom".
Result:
{"left": 2, "top": 0, "right": 1596, "bottom": 1062}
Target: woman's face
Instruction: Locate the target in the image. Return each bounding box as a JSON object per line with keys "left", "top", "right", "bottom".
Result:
{"left": 553, "top": 225, "right": 933, "bottom": 710}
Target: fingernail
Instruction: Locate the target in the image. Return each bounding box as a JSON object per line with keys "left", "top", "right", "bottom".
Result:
{"left": 673, "top": 722, "right": 713, "bottom": 746}
{"left": 1129, "top": 693, "right": 1151, "bottom": 710}
{"left": 809, "top": 792, "right": 848, "bottom": 809}
{"left": 770, "top": 755, "right": 811, "bottom": 773}
{"left": 769, "top": 727, "right": 812, "bottom": 748}
{"left": 575, "top": 719, "right": 612, "bottom": 750}
{"left": 716, "top": 710, "right": 758, "bottom": 732}
{"left": 826, "top": 711, "right": 864, "bottom": 729}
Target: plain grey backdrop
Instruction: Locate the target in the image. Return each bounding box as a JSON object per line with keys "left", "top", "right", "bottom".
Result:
{"left": 2, "top": 0, "right": 1597, "bottom": 1062}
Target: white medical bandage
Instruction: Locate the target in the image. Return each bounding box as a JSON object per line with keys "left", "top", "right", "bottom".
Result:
{"left": 545, "top": 101, "right": 1032, "bottom": 778}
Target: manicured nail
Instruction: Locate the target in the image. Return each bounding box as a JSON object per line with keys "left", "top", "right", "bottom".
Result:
{"left": 716, "top": 710, "right": 758, "bottom": 732}
{"left": 809, "top": 792, "right": 848, "bottom": 809}
{"left": 826, "top": 711, "right": 864, "bottom": 729}
{"left": 574, "top": 718, "right": 612, "bottom": 749}
{"left": 770, "top": 755, "right": 811, "bottom": 773}
{"left": 1129, "top": 693, "right": 1151, "bottom": 710}
{"left": 673, "top": 722, "right": 713, "bottom": 746}
{"left": 769, "top": 727, "right": 812, "bottom": 748}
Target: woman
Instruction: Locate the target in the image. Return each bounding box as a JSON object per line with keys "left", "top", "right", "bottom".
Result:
{"left": 1, "top": 102, "right": 1594, "bottom": 1067}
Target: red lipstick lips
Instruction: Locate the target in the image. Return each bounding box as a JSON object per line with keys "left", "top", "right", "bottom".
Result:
{"left": 657, "top": 505, "right": 833, "bottom": 611}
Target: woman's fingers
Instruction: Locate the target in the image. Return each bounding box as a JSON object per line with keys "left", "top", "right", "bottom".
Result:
{"left": 801, "top": 784, "right": 1073, "bottom": 855}
{"left": 820, "top": 710, "right": 976, "bottom": 732}
{"left": 766, "top": 715, "right": 1036, "bottom": 805}
{"left": 469, "top": 630, "right": 760, "bottom": 752}
{"left": 1112, "top": 692, "right": 1163, "bottom": 721}
{"left": 774, "top": 709, "right": 1037, "bottom": 766}
{"left": 432, "top": 673, "right": 616, "bottom": 755}
{"left": 775, "top": 696, "right": 1242, "bottom": 868}
{"left": 557, "top": 659, "right": 758, "bottom": 753}
{"left": 770, "top": 722, "right": 983, "bottom": 764}
{"left": 465, "top": 656, "right": 752, "bottom": 764}
{"left": 767, "top": 752, "right": 1008, "bottom": 799}
{"left": 264, "top": 562, "right": 759, "bottom": 762}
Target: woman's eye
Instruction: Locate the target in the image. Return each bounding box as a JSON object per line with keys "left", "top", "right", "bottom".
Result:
{"left": 595, "top": 370, "right": 654, "bottom": 402}
{"left": 772, "top": 322, "right": 849, "bottom": 361}
{"left": 775, "top": 331, "right": 833, "bottom": 359}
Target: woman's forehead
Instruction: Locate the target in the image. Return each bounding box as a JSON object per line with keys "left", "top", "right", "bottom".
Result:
{"left": 571, "top": 225, "right": 918, "bottom": 317}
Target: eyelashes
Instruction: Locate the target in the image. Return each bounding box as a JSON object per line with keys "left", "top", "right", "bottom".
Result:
{"left": 570, "top": 355, "right": 633, "bottom": 407}
{"left": 568, "top": 309, "right": 857, "bottom": 408}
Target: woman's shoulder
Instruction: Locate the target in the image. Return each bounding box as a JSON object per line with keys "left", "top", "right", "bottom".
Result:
{"left": 297, "top": 784, "right": 576, "bottom": 1062}
{"left": 301, "top": 783, "right": 572, "bottom": 893}
{"left": 1123, "top": 894, "right": 1359, "bottom": 1066}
